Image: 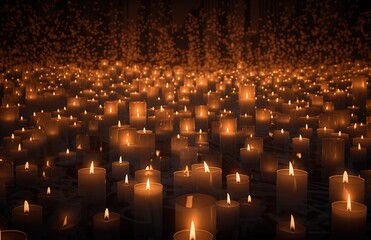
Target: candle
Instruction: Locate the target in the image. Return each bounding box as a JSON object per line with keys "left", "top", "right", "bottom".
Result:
{"left": 226, "top": 172, "right": 249, "bottom": 201}
{"left": 239, "top": 195, "right": 262, "bottom": 219}
{"left": 0, "top": 159, "right": 14, "bottom": 187}
{"left": 111, "top": 156, "right": 130, "bottom": 180}
{"left": 0, "top": 230, "right": 27, "bottom": 240}
{"left": 78, "top": 161, "right": 106, "bottom": 207}
{"left": 276, "top": 214, "right": 306, "bottom": 240}
{"left": 173, "top": 166, "right": 193, "bottom": 195}
{"left": 58, "top": 148, "right": 77, "bottom": 166}
{"left": 350, "top": 144, "right": 367, "bottom": 170}
{"left": 321, "top": 137, "right": 345, "bottom": 172}
{"left": 117, "top": 174, "right": 136, "bottom": 202}
{"left": 9, "top": 144, "right": 28, "bottom": 165}
{"left": 331, "top": 194, "right": 367, "bottom": 236}
{"left": 173, "top": 220, "right": 213, "bottom": 240}
{"left": 15, "top": 162, "right": 38, "bottom": 187}
{"left": 135, "top": 167, "right": 161, "bottom": 183}
{"left": 134, "top": 179, "right": 163, "bottom": 239}
{"left": 129, "top": 101, "right": 147, "bottom": 129}
{"left": 51, "top": 215, "right": 77, "bottom": 239}
{"left": 219, "top": 118, "right": 237, "bottom": 155}
{"left": 292, "top": 135, "right": 310, "bottom": 158}
{"left": 175, "top": 194, "right": 216, "bottom": 236}
{"left": 273, "top": 129, "right": 290, "bottom": 151}
{"left": 193, "top": 162, "right": 222, "bottom": 197}
{"left": 276, "top": 162, "right": 307, "bottom": 214}
{"left": 179, "top": 147, "right": 198, "bottom": 170}
{"left": 215, "top": 193, "right": 240, "bottom": 233}
{"left": 240, "top": 144, "right": 259, "bottom": 172}
{"left": 255, "top": 108, "right": 271, "bottom": 136}
{"left": 93, "top": 208, "right": 120, "bottom": 240}
{"left": 195, "top": 105, "right": 209, "bottom": 131}
{"left": 12, "top": 200, "right": 43, "bottom": 231}
{"left": 329, "top": 171, "right": 364, "bottom": 203}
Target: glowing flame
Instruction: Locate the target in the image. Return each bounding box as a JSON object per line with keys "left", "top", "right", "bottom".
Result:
{"left": 338, "top": 131, "right": 341, "bottom": 136}
{"left": 124, "top": 174, "right": 129, "bottom": 185}
{"left": 190, "top": 220, "right": 196, "bottom": 240}
{"left": 89, "top": 161, "right": 94, "bottom": 174}
{"left": 146, "top": 179, "right": 150, "bottom": 190}
{"left": 184, "top": 165, "right": 190, "bottom": 177}
{"left": 296, "top": 153, "right": 302, "bottom": 159}
{"left": 290, "top": 214, "right": 295, "bottom": 232}
{"left": 66, "top": 148, "right": 69, "bottom": 154}
{"left": 63, "top": 216, "right": 68, "bottom": 227}
{"left": 358, "top": 143, "right": 361, "bottom": 150}
{"left": 118, "top": 121, "right": 121, "bottom": 127}
{"left": 347, "top": 194, "right": 351, "bottom": 211}
{"left": 343, "top": 171, "right": 348, "bottom": 183}
{"left": 281, "top": 128, "right": 284, "bottom": 134}
{"left": 11, "top": 133, "right": 14, "bottom": 139}
{"left": 236, "top": 172, "right": 241, "bottom": 183}
{"left": 227, "top": 193, "right": 231, "bottom": 206}
{"left": 47, "top": 187, "right": 51, "bottom": 196}
{"left": 119, "top": 156, "right": 122, "bottom": 164}
{"left": 177, "top": 134, "right": 180, "bottom": 139}
{"left": 247, "top": 144, "right": 251, "bottom": 151}
{"left": 299, "top": 135, "right": 302, "bottom": 141}
{"left": 289, "top": 162, "right": 294, "bottom": 176}
{"left": 24, "top": 200, "right": 29, "bottom": 214}
{"left": 226, "top": 127, "right": 229, "bottom": 133}
{"left": 46, "top": 160, "right": 50, "bottom": 167}
{"left": 248, "top": 195, "right": 252, "bottom": 204}
{"left": 305, "top": 124, "right": 308, "bottom": 129}
{"left": 25, "top": 162, "right": 29, "bottom": 170}
{"left": 203, "top": 161, "right": 210, "bottom": 173}
{"left": 324, "top": 126, "right": 327, "bottom": 131}
{"left": 18, "top": 144, "right": 22, "bottom": 151}
{"left": 104, "top": 208, "right": 109, "bottom": 220}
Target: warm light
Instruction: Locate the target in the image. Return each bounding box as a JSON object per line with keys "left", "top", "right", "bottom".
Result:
{"left": 203, "top": 161, "right": 210, "bottom": 173}
{"left": 66, "top": 148, "right": 69, "bottom": 154}
{"left": 11, "top": 133, "right": 14, "bottom": 139}
{"left": 190, "top": 220, "right": 196, "bottom": 240}
{"left": 184, "top": 165, "right": 190, "bottom": 177}
{"left": 25, "top": 162, "right": 29, "bottom": 170}
{"left": 146, "top": 179, "right": 150, "bottom": 190}
{"left": 104, "top": 208, "right": 109, "bottom": 220}
{"left": 185, "top": 125, "right": 189, "bottom": 132}
{"left": 236, "top": 172, "right": 241, "bottom": 183}
{"left": 281, "top": 128, "right": 284, "bottom": 134}
{"left": 247, "top": 144, "right": 251, "bottom": 151}
{"left": 305, "top": 124, "right": 308, "bottom": 129}
{"left": 342, "top": 171, "right": 348, "bottom": 183}
{"left": 247, "top": 195, "right": 252, "bottom": 204}
{"left": 338, "top": 131, "right": 341, "bottom": 136}
{"left": 18, "top": 144, "right": 22, "bottom": 151}
{"left": 324, "top": 126, "right": 327, "bottom": 131}
{"left": 227, "top": 193, "right": 231, "bottom": 206}
{"left": 124, "top": 174, "right": 129, "bottom": 185}
{"left": 358, "top": 143, "right": 361, "bottom": 150}
{"left": 89, "top": 161, "right": 94, "bottom": 174}
{"left": 290, "top": 214, "right": 295, "bottom": 232}
{"left": 299, "top": 135, "right": 302, "bottom": 141}
{"left": 118, "top": 121, "right": 121, "bottom": 127}
{"left": 119, "top": 156, "right": 122, "bottom": 164}
{"left": 24, "top": 200, "right": 29, "bottom": 214}
{"left": 63, "top": 216, "right": 68, "bottom": 227}
{"left": 347, "top": 194, "right": 351, "bottom": 211}
{"left": 47, "top": 187, "right": 51, "bottom": 196}
{"left": 226, "top": 127, "right": 229, "bottom": 133}
{"left": 289, "top": 161, "right": 294, "bottom": 176}
{"left": 177, "top": 134, "right": 180, "bottom": 139}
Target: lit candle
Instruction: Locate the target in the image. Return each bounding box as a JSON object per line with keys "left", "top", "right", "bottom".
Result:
{"left": 0, "top": 230, "right": 27, "bottom": 240}
{"left": 58, "top": 148, "right": 76, "bottom": 166}
{"left": 193, "top": 162, "right": 222, "bottom": 197}
{"left": 329, "top": 171, "right": 364, "bottom": 203}
{"left": 51, "top": 215, "right": 77, "bottom": 239}
{"left": 321, "top": 137, "right": 345, "bottom": 172}
{"left": 292, "top": 134, "right": 310, "bottom": 158}
{"left": 350, "top": 144, "right": 367, "bottom": 169}
{"left": 117, "top": 174, "right": 136, "bottom": 202}
{"left": 135, "top": 166, "right": 161, "bottom": 183}
{"left": 179, "top": 147, "right": 198, "bottom": 170}
{"left": 219, "top": 118, "right": 237, "bottom": 155}
{"left": 239, "top": 194, "right": 262, "bottom": 219}
{"left": 276, "top": 214, "right": 306, "bottom": 240}
{"left": 215, "top": 193, "right": 239, "bottom": 233}
{"left": 173, "top": 220, "right": 213, "bottom": 240}
{"left": 226, "top": 172, "right": 249, "bottom": 201}
{"left": 173, "top": 166, "right": 193, "bottom": 195}
{"left": 15, "top": 162, "right": 38, "bottom": 187}
{"left": 12, "top": 200, "right": 43, "bottom": 231}
{"left": 331, "top": 194, "right": 367, "bottom": 236}
{"left": 9, "top": 144, "right": 28, "bottom": 165}
{"left": 111, "top": 156, "right": 130, "bottom": 180}
{"left": 93, "top": 208, "right": 120, "bottom": 240}
{"left": 129, "top": 101, "right": 147, "bottom": 129}
{"left": 240, "top": 144, "right": 259, "bottom": 172}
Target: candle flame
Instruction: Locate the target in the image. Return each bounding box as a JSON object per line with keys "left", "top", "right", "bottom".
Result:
{"left": 119, "top": 156, "right": 122, "bottom": 164}
{"left": 299, "top": 134, "right": 302, "bottom": 141}
{"left": 248, "top": 195, "right": 252, "bottom": 204}
{"left": 18, "top": 144, "right": 21, "bottom": 151}
{"left": 25, "top": 162, "right": 29, "bottom": 170}
{"left": 11, "top": 133, "right": 15, "bottom": 139}
{"left": 104, "top": 208, "right": 109, "bottom": 220}
{"left": 305, "top": 124, "right": 308, "bottom": 129}
{"left": 156, "top": 150, "right": 160, "bottom": 157}
{"left": 296, "top": 153, "right": 302, "bottom": 159}
{"left": 190, "top": 220, "right": 196, "bottom": 240}
{"left": 118, "top": 121, "right": 121, "bottom": 127}
{"left": 177, "top": 134, "right": 180, "bottom": 139}
{"left": 281, "top": 128, "right": 284, "bottom": 134}
{"left": 124, "top": 174, "right": 129, "bottom": 184}
{"left": 226, "top": 127, "right": 229, "bottom": 133}
{"left": 289, "top": 162, "right": 294, "bottom": 176}
{"left": 47, "top": 187, "right": 51, "bottom": 196}
{"left": 184, "top": 165, "right": 190, "bottom": 177}
{"left": 290, "top": 214, "right": 295, "bottom": 232}
{"left": 247, "top": 144, "right": 251, "bottom": 151}
{"left": 89, "top": 161, "right": 94, "bottom": 174}
{"left": 347, "top": 194, "right": 351, "bottom": 211}
{"left": 24, "top": 200, "right": 29, "bottom": 214}
{"left": 236, "top": 172, "right": 241, "bottom": 183}
{"left": 358, "top": 143, "right": 361, "bottom": 150}
{"left": 343, "top": 171, "right": 348, "bottom": 183}
{"left": 186, "top": 125, "right": 189, "bottom": 132}
{"left": 146, "top": 179, "right": 150, "bottom": 190}
{"left": 361, "top": 135, "right": 364, "bottom": 139}
{"left": 46, "top": 160, "right": 50, "bottom": 167}
{"left": 324, "top": 126, "right": 327, "bottom": 131}
{"left": 203, "top": 161, "right": 210, "bottom": 173}
{"left": 66, "top": 148, "right": 69, "bottom": 154}
{"left": 227, "top": 193, "right": 231, "bottom": 206}
{"left": 63, "top": 215, "right": 68, "bottom": 227}
{"left": 338, "top": 131, "right": 341, "bottom": 136}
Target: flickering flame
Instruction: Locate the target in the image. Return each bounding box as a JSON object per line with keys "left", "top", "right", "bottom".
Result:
{"left": 354, "top": 123, "right": 357, "bottom": 129}
{"left": 358, "top": 143, "right": 361, "bottom": 150}
{"left": 177, "top": 134, "right": 180, "bottom": 139}
{"left": 184, "top": 165, "right": 190, "bottom": 177}
{"left": 11, "top": 133, "right": 14, "bottom": 139}
{"left": 343, "top": 171, "right": 348, "bottom": 183}
{"left": 226, "top": 127, "right": 229, "bottom": 133}
{"left": 104, "top": 208, "right": 109, "bottom": 220}
{"left": 156, "top": 150, "right": 160, "bottom": 157}
{"left": 109, "top": 107, "right": 112, "bottom": 113}
{"left": 124, "top": 174, "right": 129, "bottom": 185}
{"left": 203, "top": 161, "right": 210, "bottom": 173}
{"left": 46, "top": 160, "right": 50, "bottom": 167}
{"left": 47, "top": 187, "right": 51, "bottom": 196}
{"left": 347, "top": 194, "right": 351, "bottom": 211}
{"left": 119, "top": 156, "right": 123, "bottom": 164}
{"left": 247, "top": 144, "right": 251, "bottom": 151}
{"left": 146, "top": 179, "right": 150, "bottom": 190}
{"left": 361, "top": 135, "right": 364, "bottom": 139}
{"left": 66, "top": 148, "right": 69, "bottom": 154}
{"left": 22, "top": 127, "right": 25, "bottom": 132}
{"left": 190, "top": 220, "right": 196, "bottom": 240}
{"left": 63, "top": 216, "right": 68, "bottom": 227}
{"left": 89, "top": 161, "right": 94, "bottom": 174}
{"left": 25, "top": 162, "right": 29, "bottom": 170}
{"left": 248, "top": 195, "right": 252, "bottom": 204}
{"left": 24, "top": 200, "right": 29, "bottom": 214}
{"left": 281, "top": 128, "right": 284, "bottom": 134}
{"left": 324, "top": 126, "right": 327, "bottom": 131}
{"left": 290, "top": 214, "right": 295, "bottom": 232}
{"left": 236, "top": 172, "right": 241, "bottom": 183}
{"left": 299, "top": 135, "right": 302, "bottom": 141}
{"left": 18, "top": 144, "right": 21, "bottom": 151}
{"left": 245, "top": 93, "right": 248, "bottom": 99}
{"left": 118, "top": 121, "right": 121, "bottom": 127}
{"left": 289, "top": 162, "right": 294, "bottom": 176}
{"left": 227, "top": 193, "right": 231, "bottom": 206}
{"left": 338, "top": 131, "right": 341, "bottom": 136}
{"left": 305, "top": 124, "right": 308, "bottom": 129}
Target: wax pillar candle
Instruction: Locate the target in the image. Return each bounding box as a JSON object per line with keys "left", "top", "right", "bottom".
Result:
{"left": 0, "top": 230, "right": 27, "bottom": 240}
{"left": 329, "top": 171, "right": 364, "bottom": 203}
{"left": 78, "top": 161, "right": 106, "bottom": 206}
{"left": 276, "top": 162, "right": 307, "bottom": 214}
{"left": 331, "top": 194, "right": 367, "bottom": 236}
{"left": 180, "top": 118, "right": 195, "bottom": 145}
{"left": 171, "top": 134, "right": 188, "bottom": 167}
{"left": 111, "top": 156, "right": 129, "bottom": 180}
{"left": 12, "top": 200, "right": 43, "bottom": 231}
{"left": 226, "top": 172, "right": 249, "bottom": 201}
{"left": 239, "top": 195, "right": 262, "bottom": 219}
{"left": 136, "top": 128, "right": 155, "bottom": 152}
{"left": 3, "top": 134, "right": 22, "bottom": 150}
{"left": 135, "top": 167, "right": 161, "bottom": 183}
{"left": 215, "top": 193, "right": 239, "bottom": 233}
{"left": 179, "top": 147, "right": 198, "bottom": 170}
{"left": 292, "top": 135, "right": 310, "bottom": 157}
{"left": 15, "top": 162, "right": 38, "bottom": 187}
{"left": 129, "top": 101, "right": 147, "bottom": 129}
{"left": 0, "top": 159, "right": 14, "bottom": 186}
{"left": 51, "top": 215, "right": 78, "bottom": 239}
{"left": 195, "top": 105, "right": 209, "bottom": 131}
{"left": 193, "top": 162, "right": 222, "bottom": 197}
{"left": 9, "top": 144, "right": 28, "bottom": 165}
{"left": 117, "top": 174, "right": 135, "bottom": 202}
{"left": 134, "top": 179, "right": 163, "bottom": 239}
{"left": 260, "top": 153, "right": 278, "bottom": 181}
{"left": 175, "top": 194, "right": 216, "bottom": 235}
{"left": 273, "top": 129, "right": 290, "bottom": 150}
{"left": 240, "top": 144, "right": 259, "bottom": 171}
{"left": 321, "top": 138, "right": 345, "bottom": 172}
{"left": 58, "top": 149, "right": 77, "bottom": 166}
{"left": 93, "top": 208, "right": 120, "bottom": 240}
{"left": 276, "top": 214, "right": 306, "bottom": 240}
{"left": 173, "top": 166, "right": 193, "bottom": 194}
{"left": 299, "top": 124, "right": 313, "bottom": 139}
{"left": 173, "top": 221, "right": 213, "bottom": 240}
{"left": 22, "top": 137, "right": 41, "bottom": 161}
{"left": 350, "top": 144, "right": 367, "bottom": 169}
{"left": 239, "top": 84, "right": 255, "bottom": 115}
{"left": 219, "top": 118, "right": 237, "bottom": 155}
{"left": 255, "top": 108, "right": 271, "bottom": 136}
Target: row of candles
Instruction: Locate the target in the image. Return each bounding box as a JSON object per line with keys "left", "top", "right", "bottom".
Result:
{"left": 0, "top": 62, "right": 370, "bottom": 239}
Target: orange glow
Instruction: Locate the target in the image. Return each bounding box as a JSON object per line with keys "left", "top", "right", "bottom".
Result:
{"left": 89, "top": 161, "right": 94, "bottom": 174}
{"left": 347, "top": 194, "right": 351, "bottom": 211}
{"left": 63, "top": 216, "right": 68, "bottom": 227}
{"left": 236, "top": 172, "right": 241, "bottom": 183}
{"left": 290, "top": 214, "right": 295, "bottom": 232}
{"left": 342, "top": 171, "right": 348, "bottom": 183}
{"left": 203, "top": 161, "right": 210, "bottom": 173}
{"left": 104, "top": 208, "right": 109, "bottom": 220}
{"left": 25, "top": 162, "right": 29, "bottom": 170}
{"left": 227, "top": 193, "right": 231, "bottom": 206}
{"left": 124, "top": 174, "right": 129, "bottom": 185}
{"left": 248, "top": 195, "right": 252, "bottom": 204}
{"left": 190, "top": 220, "right": 196, "bottom": 240}
{"left": 24, "top": 200, "right": 29, "bottom": 214}
{"left": 47, "top": 187, "right": 51, "bottom": 196}
{"left": 184, "top": 165, "right": 190, "bottom": 177}
{"left": 289, "top": 162, "right": 294, "bottom": 176}
{"left": 146, "top": 179, "right": 150, "bottom": 190}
